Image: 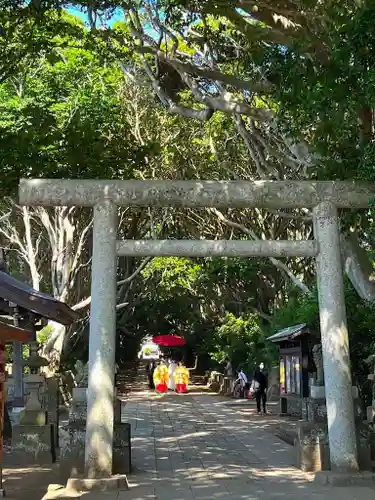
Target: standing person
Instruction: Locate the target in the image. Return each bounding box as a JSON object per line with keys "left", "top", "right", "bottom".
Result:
{"left": 168, "top": 358, "right": 178, "bottom": 391}
{"left": 146, "top": 359, "right": 156, "bottom": 389}
{"left": 174, "top": 360, "right": 190, "bottom": 394}
{"left": 252, "top": 362, "right": 268, "bottom": 414}
{"left": 153, "top": 359, "right": 169, "bottom": 393}
{"left": 238, "top": 368, "right": 249, "bottom": 398}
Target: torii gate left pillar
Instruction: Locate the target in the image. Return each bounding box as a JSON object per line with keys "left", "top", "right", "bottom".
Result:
{"left": 84, "top": 201, "right": 117, "bottom": 479}
{"left": 18, "top": 179, "right": 375, "bottom": 481}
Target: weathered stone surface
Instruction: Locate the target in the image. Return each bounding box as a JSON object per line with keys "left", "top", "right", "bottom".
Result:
{"left": 294, "top": 421, "right": 329, "bottom": 473}
{"left": 295, "top": 420, "right": 372, "bottom": 473}
{"left": 113, "top": 423, "right": 131, "bottom": 475}
{"left": 314, "top": 471, "right": 375, "bottom": 486}
{"left": 85, "top": 201, "right": 118, "bottom": 478}
{"left": 69, "top": 398, "right": 121, "bottom": 425}
{"left": 66, "top": 474, "right": 128, "bottom": 492}
{"left": 45, "top": 377, "right": 59, "bottom": 447}
{"left": 20, "top": 409, "right": 48, "bottom": 425}
{"left": 75, "top": 361, "right": 89, "bottom": 388}
{"left": 307, "top": 397, "right": 327, "bottom": 423}
{"left": 117, "top": 239, "right": 318, "bottom": 258}
{"left": 18, "top": 179, "right": 375, "bottom": 209}
{"left": 60, "top": 422, "right": 131, "bottom": 479}
{"left": 11, "top": 423, "right": 56, "bottom": 464}
{"left": 313, "top": 201, "right": 358, "bottom": 471}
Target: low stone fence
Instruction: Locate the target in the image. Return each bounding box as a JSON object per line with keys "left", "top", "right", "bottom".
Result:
{"left": 206, "top": 371, "right": 233, "bottom": 395}
{"left": 206, "top": 369, "right": 280, "bottom": 401}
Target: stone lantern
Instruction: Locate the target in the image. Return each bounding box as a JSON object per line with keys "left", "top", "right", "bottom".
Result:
{"left": 20, "top": 339, "right": 49, "bottom": 425}
{"left": 11, "top": 336, "right": 56, "bottom": 464}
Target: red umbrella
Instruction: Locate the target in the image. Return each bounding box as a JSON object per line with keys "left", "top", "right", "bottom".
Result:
{"left": 152, "top": 335, "right": 185, "bottom": 347}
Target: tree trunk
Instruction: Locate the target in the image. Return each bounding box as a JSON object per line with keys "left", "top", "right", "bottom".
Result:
{"left": 341, "top": 232, "right": 375, "bottom": 302}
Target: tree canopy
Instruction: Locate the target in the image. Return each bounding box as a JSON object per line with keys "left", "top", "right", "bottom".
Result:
{"left": 1, "top": 2, "right": 375, "bottom": 396}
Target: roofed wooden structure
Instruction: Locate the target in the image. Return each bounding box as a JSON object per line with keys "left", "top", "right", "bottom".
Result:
{"left": 268, "top": 323, "right": 320, "bottom": 417}
{"left": 0, "top": 271, "right": 78, "bottom": 326}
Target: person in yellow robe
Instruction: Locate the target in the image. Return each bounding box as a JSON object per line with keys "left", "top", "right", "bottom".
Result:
{"left": 153, "top": 359, "right": 169, "bottom": 393}
{"left": 174, "top": 361, "right": 189, "bottom": 394}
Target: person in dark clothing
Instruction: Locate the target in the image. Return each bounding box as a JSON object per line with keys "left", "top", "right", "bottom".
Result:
{"left": 253, "top": 362, "right": 268, "bottom": 414}
{"left": 146, "top": 359, "right": 156, "bottom": 389}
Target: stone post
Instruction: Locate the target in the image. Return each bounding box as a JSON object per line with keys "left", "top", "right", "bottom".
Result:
{"left": 12, "top": 308, "right": 24, "bottom": 407}
{"left": 313, "top": 201, "right": 358, "bottom": 472}
{"left": 85, "top": 201, "right": 117, "bottom": 478}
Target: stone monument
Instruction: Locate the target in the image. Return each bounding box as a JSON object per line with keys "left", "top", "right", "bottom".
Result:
{"left": 365, "top": 354, "right": 375, "bottom": 423}
{"left": 69, "top": 361, "right": 89, "bottom": 416}
{"left": 75, "top": 361, "right": 88, "bottom": 387}
{"left": 60, "top": 360, "right": 130, "bottom": 481}
{"left": 312, "top": 344, "right": 324, "bottom": 385}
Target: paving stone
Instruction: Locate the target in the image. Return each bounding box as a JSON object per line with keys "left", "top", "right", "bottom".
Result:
{"left": 76, "top": 389, "right": 375, "bottom": 500}
{"left": 85, "top": 493, "right": 119, "bottom": 500}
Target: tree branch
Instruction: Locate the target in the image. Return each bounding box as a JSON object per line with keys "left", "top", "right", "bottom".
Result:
{"left": 210, "top": 207, "right": 312, "bottom": 295}
{"left": 72, "top": 256, "right": 153, "bottom": 312}
{"left": 137, "top": 47, "right": 274, "bottom": 94}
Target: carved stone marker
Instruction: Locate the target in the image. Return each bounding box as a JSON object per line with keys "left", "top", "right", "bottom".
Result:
{"left": 60, "top": 360, "right": 127, "bottom": 479}
{"left": 312, "top": 343, "right": 324, "bottom": 386}
{"left": 365, "top": 354, "right": 375, "bottom": 422}
{"left": 60, "top": 395, "right": 130, "bottom": 479}
{"left": 75, "top": 361, "right": 89, "bottom": 388}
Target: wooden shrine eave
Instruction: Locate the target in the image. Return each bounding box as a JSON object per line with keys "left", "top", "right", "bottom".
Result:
{"left": 0, "top": 320, "right": 34, "bottom": 343}
{"left": 0, "top": 271, "right": 78, "bottom": 326}
{"left": 267, "top": 323, "right": 310, "bottom": 343}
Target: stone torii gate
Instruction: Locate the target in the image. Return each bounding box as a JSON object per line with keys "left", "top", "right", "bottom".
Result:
{"left": 18, "top": 179, "right": 375, "bottom": 480}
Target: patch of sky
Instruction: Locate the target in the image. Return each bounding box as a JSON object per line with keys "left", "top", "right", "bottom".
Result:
{"left": 67, "top": 4, "right": 123, "bottom": 26}
{"left": 67, "top": 3, "right": 160, "bottom": 38}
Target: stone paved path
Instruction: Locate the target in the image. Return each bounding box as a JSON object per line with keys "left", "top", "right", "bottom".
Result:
{"left": 13, "top": 388, "right": 375, "bottom": 500}
{"left": 80, "top": 390, "right": 375, "bottom": 500}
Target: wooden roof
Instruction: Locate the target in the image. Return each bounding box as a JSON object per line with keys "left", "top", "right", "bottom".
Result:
{"left": 0, "top": 271, "right": 78, "bottom": 326}
{"left": 0, "top": 320, "right": 34, "bottom": 342}
{"left": 267, "top": 323, "right": 310, "bottom": 343}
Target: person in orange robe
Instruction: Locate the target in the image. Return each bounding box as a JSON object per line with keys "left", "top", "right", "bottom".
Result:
{"left": 153, "top": 359, "right": 169, "bottom": 393}
{"left": 174, "top": 361, "right": 189, "bottom": 394}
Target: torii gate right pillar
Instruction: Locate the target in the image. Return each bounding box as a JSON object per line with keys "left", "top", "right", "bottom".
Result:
{"left": 314, "top": 201, "right": 358, "bottom": 471}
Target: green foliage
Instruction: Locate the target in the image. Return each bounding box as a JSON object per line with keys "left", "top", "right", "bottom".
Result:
{"left": 4, "top": 2, "right": 375, "bottom": 381}
{"left": 208, "top": 312, "right": 275, "bottom": 373}
{"left": 257, "top": 4, "right": 375, "bottom": 182}
{"left": 270, "top": 285, "right": 320, "bottom": 333}
{"left": 135, "top": 255, "right": 276, "bottom": 371}
{"left": 142, "top": 257, "right": 201, "bottom": 296}
{"left": 37, "top": 323, "right": 54, "bottom": 345}
{"left": 0, "top": 18, "right": 149, "bottom": 196}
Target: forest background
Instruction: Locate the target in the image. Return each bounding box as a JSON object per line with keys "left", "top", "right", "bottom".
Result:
{"left": 2, "top": 1, "right": 375, "bottom": 404}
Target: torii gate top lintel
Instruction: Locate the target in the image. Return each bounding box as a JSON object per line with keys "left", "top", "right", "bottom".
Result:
{"left": 18, "top": 178, "right": 375, "bottom": 209}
